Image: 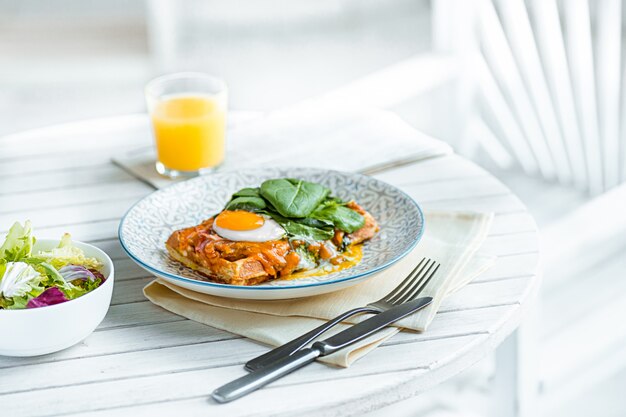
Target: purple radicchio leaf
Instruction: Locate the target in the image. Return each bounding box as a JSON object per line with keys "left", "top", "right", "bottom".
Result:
{"left": 26, "top": 287, "right": 68, "bottom": 308}
{"left": 88, "top": 268, "right": 105, "bottom": 282}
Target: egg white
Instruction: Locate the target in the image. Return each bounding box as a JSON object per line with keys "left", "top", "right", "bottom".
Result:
{"left": 213, "top": 216, "right": 286, "bottom": 242}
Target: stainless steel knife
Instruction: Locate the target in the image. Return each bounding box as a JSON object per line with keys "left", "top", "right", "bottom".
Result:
{"left": 212, "top": 296, "right": 433, "bottom": 403}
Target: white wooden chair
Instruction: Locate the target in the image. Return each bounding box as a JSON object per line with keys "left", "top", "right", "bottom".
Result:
{"left": 437, "top": 0, "right": 625, "bottom": 195}
{"left": 431, "top": 0, "right": 626, "bottom": 416}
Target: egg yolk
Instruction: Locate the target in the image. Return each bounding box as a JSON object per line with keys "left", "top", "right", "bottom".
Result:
{"left": 214, "top": 210, "right": 265, "bottom": 231}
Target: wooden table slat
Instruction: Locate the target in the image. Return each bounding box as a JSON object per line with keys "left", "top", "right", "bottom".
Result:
{"left": 0, "top": 305, "right": 516, "bottom": 397}
{"left": 75, "top": 368, "right": 431, "bottom": 417}
{"left": 0, "top": 180, "right": 152, "bottom": 215}
{"left": 2, "top": 335, "right": 487, "bottom": 417}
{"left": 1, "top": 164, "right": 134, "bottom": 195}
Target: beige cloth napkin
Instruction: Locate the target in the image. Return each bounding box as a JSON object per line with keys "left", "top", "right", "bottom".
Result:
{"left": 144, "top": 211, "right": 494, "bottom": 367}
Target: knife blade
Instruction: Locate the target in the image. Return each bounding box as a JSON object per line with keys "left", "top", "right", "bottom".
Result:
{"left": 212, "top": 296, "right": 433, "bottom": 403}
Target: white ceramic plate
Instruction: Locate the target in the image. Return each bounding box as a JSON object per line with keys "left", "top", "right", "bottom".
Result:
{"left": 119, "top": 168, "right": 424, "bottom": 300}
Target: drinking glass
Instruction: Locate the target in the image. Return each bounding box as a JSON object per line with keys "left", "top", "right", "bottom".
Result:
{"left": 145, "top": 72, "right": 227, "bottom": 178}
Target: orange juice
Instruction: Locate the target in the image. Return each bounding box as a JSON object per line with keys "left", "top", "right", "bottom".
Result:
{"left": 151, "top": 94, "right": 226, "bottom": 172}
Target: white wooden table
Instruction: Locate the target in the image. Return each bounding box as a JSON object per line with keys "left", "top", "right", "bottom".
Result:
{"left": 0, "top": 114, "right": 540, "bottom": 417}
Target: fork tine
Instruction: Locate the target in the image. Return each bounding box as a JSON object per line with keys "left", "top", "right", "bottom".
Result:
{"left": 395, "top": 262, "right": 440, "bottom": 304}
{"left": 387, "top": 259, "right": 435, "bottom": 304}
{"left": 386, "top": 258, "right": 434, "bottom": 304}
{"left": 381, "top": 258, "right": 428, "bottom": 303}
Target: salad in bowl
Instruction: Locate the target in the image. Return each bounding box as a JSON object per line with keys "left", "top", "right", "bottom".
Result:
{"left": 0, "top": 221, "right": 107, "bottom": 309}
{"left": 0, "top": 221, "right": 114, "bottom": 357}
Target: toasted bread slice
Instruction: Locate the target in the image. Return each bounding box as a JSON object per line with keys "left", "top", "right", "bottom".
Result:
{"left": 165, "top": 225, "right": 288, "bottom": 286}
{"left": 165, "top": 242, "right": 269, "bottom": 286}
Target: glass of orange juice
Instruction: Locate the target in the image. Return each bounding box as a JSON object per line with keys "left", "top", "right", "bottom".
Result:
{"left": 145, "top": 72, "right": 227, "bottom": 178}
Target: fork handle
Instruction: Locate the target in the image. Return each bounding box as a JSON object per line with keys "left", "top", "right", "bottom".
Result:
{"left": 244, "top": 306, "right": 378, "bottom": 371}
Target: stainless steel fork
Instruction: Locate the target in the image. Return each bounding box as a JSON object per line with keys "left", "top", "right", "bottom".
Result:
{"left": 245, "top": 257, "right": 440, "bottom": 371}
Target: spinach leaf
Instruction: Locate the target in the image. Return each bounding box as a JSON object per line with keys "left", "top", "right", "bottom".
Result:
{"left": 297, "top": 217, "right": 334, "bottom": 229}
{"left": 232, "top": 187, "right": 261, "bottom": 198}
{"left": 311, "top": 200, "right": 365, "bottom": 233}
{"left": 225, "top": 196, "right": 267, "bottom": 212}
{"left": 224, "top": 187, "right": 266, "bottom": 211}
{"left": 260, "top": 178, "right": 330, "bottom": 218}
{"left": 223, "top": 179, "right": 364, "bottom": 241}
{"left": 263, "top": 211, "right": 334, "bottom": 241}
{"left": 280, "top": 221, "right": 334, "bottom": 241}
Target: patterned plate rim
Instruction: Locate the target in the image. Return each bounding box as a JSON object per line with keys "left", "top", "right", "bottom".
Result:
{"left": 117, "top": 168, "right": 425, "bottom": 291}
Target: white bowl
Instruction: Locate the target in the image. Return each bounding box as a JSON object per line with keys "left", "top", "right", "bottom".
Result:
{"left": 0, "top": 239, "right": 114, "bottom": 357}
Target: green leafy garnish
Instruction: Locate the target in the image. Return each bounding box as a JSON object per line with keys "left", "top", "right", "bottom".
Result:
{"left": 0, "top": 221, "right": 106, "bottom": 309}
{"left": 271, "top": 217, "right": 334, "bottom": 241}
{"left": 35, "top": 233, "right": 102, "bottom": 270}
{"left": 311, "top": 200, "right": 365, "bottom": 233}
{"left": 0, "top": 262, "right": 43, "bottom": 299}
{"left": 260, "top": 179, "right": 330, "bottom": 218}
{"left": 232, "top": 188, "right": 263, "bottom": 198}
{"left": 0, "top": 221, "right": 35, "bottom": 262}
{"left": 223, "top": 178, "right": 365, "bottom": 242}
{"left": 226, "top": 196, "right": 267, "bottom": 212}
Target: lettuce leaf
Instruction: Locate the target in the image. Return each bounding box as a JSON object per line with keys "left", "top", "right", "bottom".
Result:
{"left": 35, "top": 233, "right": 102, "bottom": 270}
{"left": 0, "top": 220, "right": 35, "bottom": 262}
{"left": 0, "top": 224, "right": 106, "bottom": 310}
{"left": 38, "top": 262, "right": 67, "bottom": 287}
{"left": 2, "top": 295, "right": 30, "bottom": 310}
{"left": 0, "top": 262, "right": 43, "bottom": 298}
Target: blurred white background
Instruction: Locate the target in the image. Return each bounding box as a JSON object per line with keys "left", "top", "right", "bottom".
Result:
{"left": 2, "top": 1, "right": 626, "bottom": 416}
{"left": 0, "top": 0, "right": 434, "bottom": 133}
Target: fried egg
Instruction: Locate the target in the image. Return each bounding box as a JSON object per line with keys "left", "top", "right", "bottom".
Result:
{"left": 213, "top": 210, "right": 285, "bottom": 242}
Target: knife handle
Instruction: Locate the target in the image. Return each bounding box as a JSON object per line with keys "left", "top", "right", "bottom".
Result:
{"left": 212, "top": 348, "right": 320, "bottom": 403}
{"left": 245, "top": 306, "right": 377, "bottom": 371}
{"left": 313, "top": 296, "right": 434, "bottom": 356}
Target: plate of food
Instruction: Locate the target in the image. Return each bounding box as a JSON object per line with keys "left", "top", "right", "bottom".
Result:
{"left": 119, "top": 168, "right": 424, "bottom": 299}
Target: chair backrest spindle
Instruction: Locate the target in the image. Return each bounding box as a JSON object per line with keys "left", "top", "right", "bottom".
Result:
{"left": 436, "top": 0, "right": 625, "bottom": 194}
